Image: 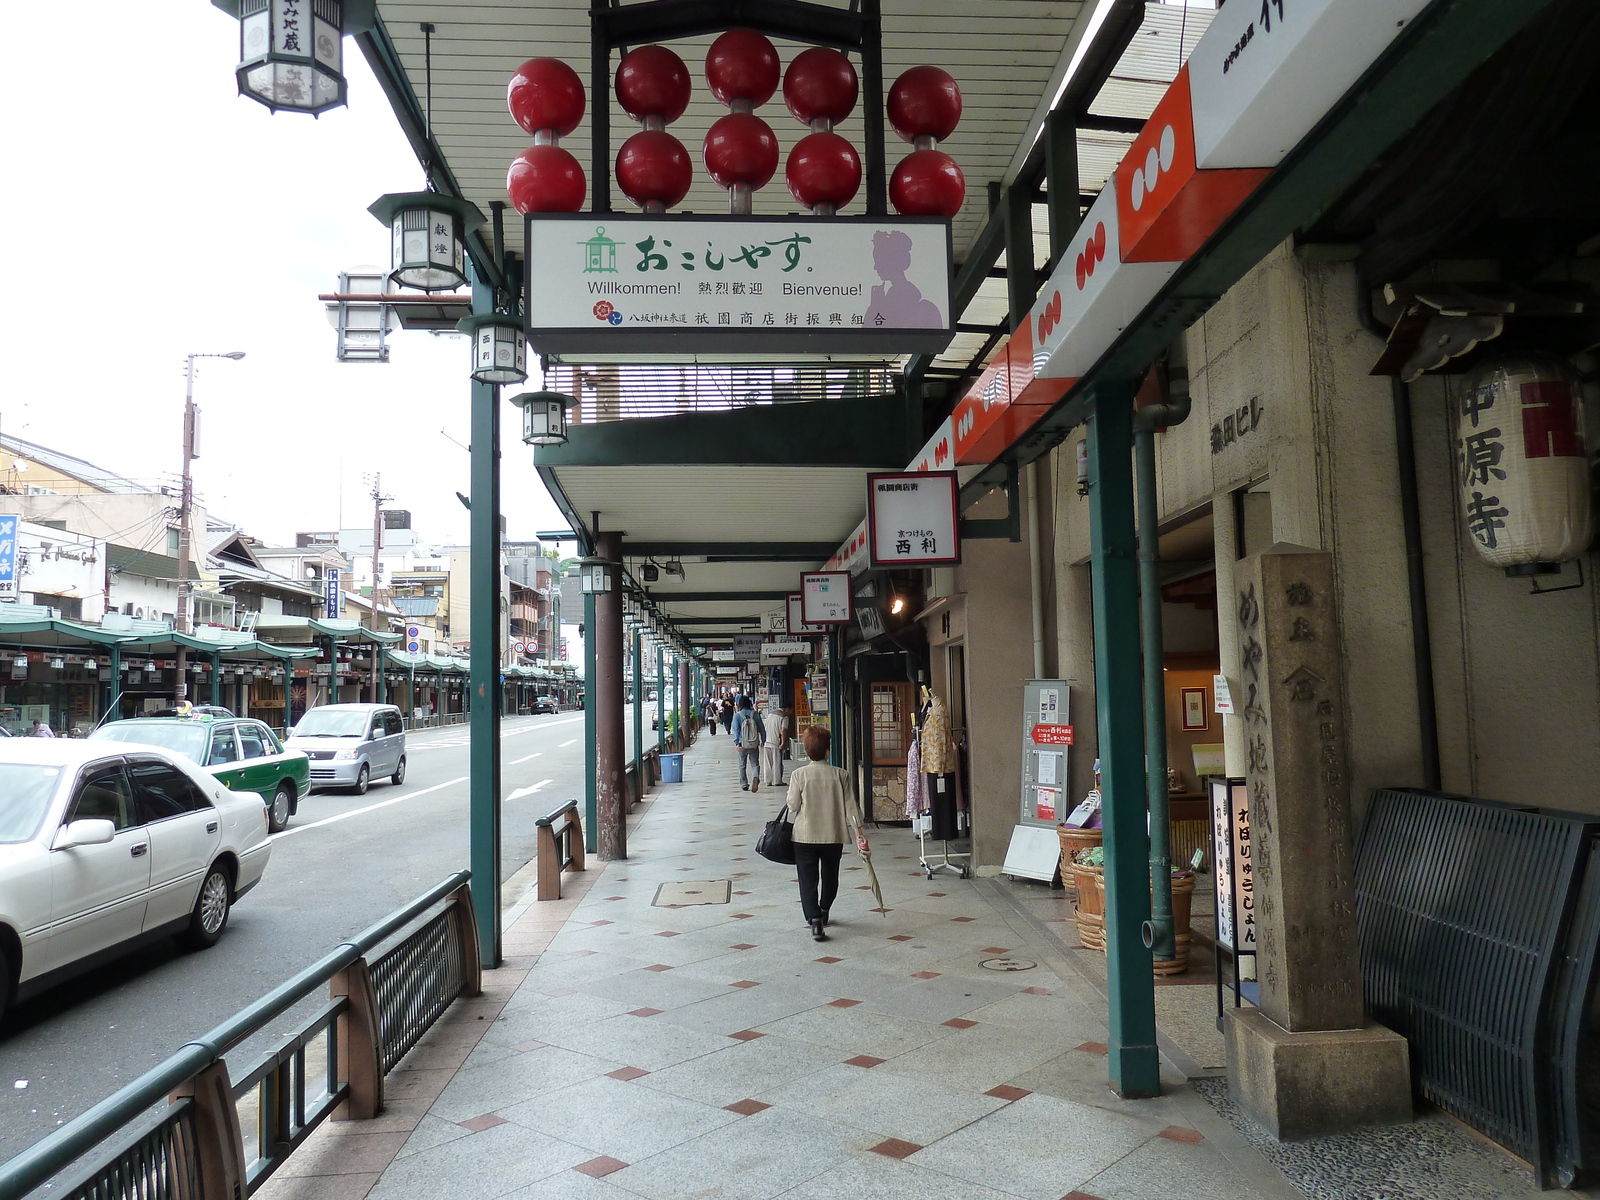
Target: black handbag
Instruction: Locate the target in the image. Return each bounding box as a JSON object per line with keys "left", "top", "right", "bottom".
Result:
{"left": 756, "top": 805, "right": 796, "bottom": 865}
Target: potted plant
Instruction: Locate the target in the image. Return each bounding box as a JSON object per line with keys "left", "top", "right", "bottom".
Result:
{"left": 1069, "top": 846, "right": 1106, "bottom": 950}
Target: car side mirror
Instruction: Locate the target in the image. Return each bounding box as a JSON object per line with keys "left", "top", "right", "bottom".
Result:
{"left": 53, "top": 818, "right": 116, "bottom": 850}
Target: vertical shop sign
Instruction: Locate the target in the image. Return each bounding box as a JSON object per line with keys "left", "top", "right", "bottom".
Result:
{"left": 801, "top": 573, "right": 852, "bottom": 624}
{"left": 324, "top": 566, "right": 342, "bottom": 618}
{"left": 0, "top": 515, "right": 17, "bottom": 598}
{"left": 867, "top": 471, "right": 961, "bottom": 566}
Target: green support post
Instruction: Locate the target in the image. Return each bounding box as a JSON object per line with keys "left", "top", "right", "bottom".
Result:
{"left": 326, "top": 636, "right": 338, "bottom": 707}
{"left": 632, "top": 628, "right": 643, "bottom": 792}
{"left": 656, "top": 646, "right": 665, "bottom": 749}
{"left": 584, "top": 588, "right": 598, "bottom": 854}
{"left": 106, "top": 645, "right": 121, "bottom": 722}
{"left": 1086, "top": 380, "right": 1160, "bottom": 1098}
{"left": 283, "top": 663, "right": 292, "bottom": 733}
{"left": 409, "top": 664, "right": 416, "bottom": 722}
{"left": 467, "top": 268, "right": 503, "bottom": 970}
{"left": 828, "top": 629, "right": 843, "bottom": 767}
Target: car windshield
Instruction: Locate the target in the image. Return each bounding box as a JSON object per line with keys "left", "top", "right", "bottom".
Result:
{"left": 292, "top": 710, "right": 370, "bottom": 738}
{"left": 91, "top": 722, "right": 210, "bottom": 763}
{"left": 0, "top": 765, "right": 63, "bottom": 843}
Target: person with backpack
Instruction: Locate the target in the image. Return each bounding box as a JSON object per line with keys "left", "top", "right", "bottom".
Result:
{"left": 731, "top": 695, "right": 764, "bottom": 791}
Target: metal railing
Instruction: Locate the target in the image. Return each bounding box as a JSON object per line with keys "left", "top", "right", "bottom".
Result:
{"left": 0, "top": 872, "right": 478, "bottom": 1200}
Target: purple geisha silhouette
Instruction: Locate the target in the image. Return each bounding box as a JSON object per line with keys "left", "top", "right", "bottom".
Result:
{"left": 863, "top": 229, "right": 941, "bottom": 329}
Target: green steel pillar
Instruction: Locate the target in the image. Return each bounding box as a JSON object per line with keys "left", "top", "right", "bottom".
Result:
{"left": 467, "top": 268, "right": 503, "bottom": 970}
{"left": 408, "top": 664, "right": 416, "bottom": 721}
{"left": 106, "top": 645, "right": 121, "bottom": 722}
{"left": 828, "top": 628, "right": 843, "bottom": 767}
{"left": 283, "top": 662, "right": 292, "bottom": 732}
{"left": 656, "top": 646, "right": 665, "bottom": 750}
{"left": 632, "top": 628, "right": 643, "bottom": 790}
{"left": 375, "top": 646, "right": 385, "bottom": 705}
{"left": 210, "top": 652, "right": 222, "bottom": 706}
{"left": 584, "top": 588, "right": 598, "bottom": 854}
{"left": 1086, "top": 380, "right": 1160, "bottom": 1098}
{"left": 326, "top": 636, "right": 338, "bottom": 707}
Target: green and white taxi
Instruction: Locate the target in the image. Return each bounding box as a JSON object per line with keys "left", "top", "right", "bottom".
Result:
{"left": 89, "top": 713, "right": 311, "bottom": 833}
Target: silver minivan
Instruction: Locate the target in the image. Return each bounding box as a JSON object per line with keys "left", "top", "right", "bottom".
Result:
{"left": 285, "top": 704, "right": 406, "bottom": 795}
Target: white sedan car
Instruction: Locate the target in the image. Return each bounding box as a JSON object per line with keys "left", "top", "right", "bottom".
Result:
{"left": 0, "top": 738, "right": 272, "bottom": 1013}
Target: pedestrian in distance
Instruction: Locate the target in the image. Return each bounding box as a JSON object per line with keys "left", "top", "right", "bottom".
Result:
{"left": 732, "top": 696, "right": 764, "bottom": 791}
{"left": 760, "top": 701, "right": 788, "bottom": 788}
{"left": 785, "top": 726, "right": 867, "bottom": 942}
{"left": 720, "top": 696, "right": 734, "bottom": 735}
{"left": 703, "top": 694, "right": 718, "bottom": 735}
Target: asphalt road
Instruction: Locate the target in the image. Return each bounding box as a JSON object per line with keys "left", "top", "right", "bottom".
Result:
{"left": 0, "top": 709, "right": 656, "bottom": 1160}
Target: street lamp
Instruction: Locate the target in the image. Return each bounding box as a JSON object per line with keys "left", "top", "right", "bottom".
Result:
{"left": 457, "top": 314, "right": 527, "bottom": 384}
{"left": 368, "top": 191, "right": 485, "bottom": 292}
{"left": 578, "top": 556, "right": 617, "bottom": 594}
{"left": 235, "top": 0, "right": 348, "bottom": 115}
{"left": 175, "top": 351, "right": 245, "bottom": 700}
{"left": 508, "top": 391, "right": 575, "bottom": 446}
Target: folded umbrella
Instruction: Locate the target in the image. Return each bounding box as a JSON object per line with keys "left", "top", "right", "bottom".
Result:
{"left": 858, "top": 844, "right": 887, "bottom": 915}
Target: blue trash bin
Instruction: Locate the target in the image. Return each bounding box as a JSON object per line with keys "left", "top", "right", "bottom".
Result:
{"left": 660, "top": 753, "right": 684, "bottom": 783}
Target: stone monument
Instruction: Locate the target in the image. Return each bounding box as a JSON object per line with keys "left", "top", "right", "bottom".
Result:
{"left": 1224, "top": 544, "right": 1411, "bottom": 1139}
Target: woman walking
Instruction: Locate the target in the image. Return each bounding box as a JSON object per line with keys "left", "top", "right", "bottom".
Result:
{"left": 785, "top": 726, "right": 867, "bottom": 942}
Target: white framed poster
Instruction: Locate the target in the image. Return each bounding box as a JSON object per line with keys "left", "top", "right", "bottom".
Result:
{"left": 801, "top": 573, "right": 852, "bottom": 625}
{"left": 867, "top": 471, "right": 961, "bottom": 567}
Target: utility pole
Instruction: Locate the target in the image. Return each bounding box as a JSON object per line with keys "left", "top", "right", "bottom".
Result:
{"left": 369, "top": 473, "right": 392, "bottom": 702}
{"left": 174, "top": 351, "right": 244, "bottom": 702}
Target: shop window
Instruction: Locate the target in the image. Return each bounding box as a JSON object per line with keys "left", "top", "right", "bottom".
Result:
{"left": 870, "top": 681, "right": 913, "bottom": 765}
{"left": 167, "top": 528, "right": 181, "bottom": 556}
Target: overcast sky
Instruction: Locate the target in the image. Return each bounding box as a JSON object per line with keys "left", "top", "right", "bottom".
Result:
{"left": 0, "top": 5, "right": 567, "bottom": 552}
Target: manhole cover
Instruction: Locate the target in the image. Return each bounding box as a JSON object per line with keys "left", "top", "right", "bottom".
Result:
{"left": 979, "top": 957, "right": 1037, "bottom": 972}
{"left": 652, "top": 880, "right": 732, "bottom": 907}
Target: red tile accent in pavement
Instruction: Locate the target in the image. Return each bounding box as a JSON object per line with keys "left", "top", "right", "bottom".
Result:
{"left": 734, "top": 890, "right": 752, "bottom": 895}
{"left": 943, "top": 1018, "right": 978, "bottom": 1029}
{"left": 855, "top": 885, "right": 873, "bottom": 890}
{"left": 590, "top": 920, "right": 615, "bottom": 926}
{"left": 724, "top": 1099, "right": 771, "bottom": 1115}
{"left": 575, "top": 1157, "right": 629, "bottom": 1179}
{"left": 732, "top": 857, "right": 747, "bottom": 861}
{"left": 604, "top": 896, "right": 625, "bottom": 901}
{"left": 731, "top": 980, "right": 761, "bottom": 988}
{"left": 952, "top": 917, "right": 977, "bottom": 923}
{"left": 869, "top": 1138, "right": 922, "bottom": 1159}
{"left": 731, "top": 913, "right": 755, "bottom": 919}
{"left": 983, "top": 947, "right": 1011, "bottom": 954}
{"left": 910, "top": 971, "right": 940, "bottom": 979}
{"left": 1062, "top": 1193, "right": 1107, "bottom": 1200}
{"left": 656, "top": 931, "right": 682, "bottom": 938}
{"left": 458, "top": 1114, "right": 507, "bottom": 1132}
{"left": 569, "top": 950, "right": 598, "bottom": 958}
{"left": 827, "top": 998, "right": 861, "bottom": 1008}
{"left": 728, "top": 1030, "right": 766, "bottom": 1041}
{"left": 607, "top": 1067, "right": 651, "bottom": 1081}
{"left": 1022, "top": 987, "right": 1052, "bottom": 996}
{"left": 871, "top": 907, "right": 892, "bottom": 914}
{"left": 731, "top": 943, "right": 757, "bottom": 950}
{"left": 629, "top": 1008, "right": 664, "bottom": 1017}
{"left": 985, "top": 1084, "right": 1031, "bottom": 1101}
{"left": 616, "top": 877, "right": 630, "bottom": 881}
{"left": 845, "top": 1055, "right": 886, "bottom": 1068}
{"left": 644, "top": 964, "right": 674, "bottom": 972}
{"left": 1076, "top": 1041, "right": 1110, "bottom": 1055}
{"left": 894, "top": 856, "right": 912, "bottom": 860}
{"left": 816, "top": 956, "right": 843, "bottom": 964}
{"left": 889, "top": 935, "right": 913, "bottom": 941}
{"left": 928, "top": 892, "right": 948, "bottom": 897}
{"left": 677, "top": 867, "right": 694, "bottom": 871}
{"left": 510, "top": 1041, "right": 548, "bottom": 1053}
{"left": 1158, "top": 1125, "right": 1205, "bottom": 1144}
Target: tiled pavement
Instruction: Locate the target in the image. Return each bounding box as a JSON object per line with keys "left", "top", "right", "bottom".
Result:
{"left": 255, "top": 735, "right": 1313, "bottom": 1200}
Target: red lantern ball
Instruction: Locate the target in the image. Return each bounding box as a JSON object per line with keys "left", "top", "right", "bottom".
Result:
{"left": 783, "top": 47, "right": 858, "bottom": 126}
{"left": 890, "top": 149, "right": 966, "bottom": 217}
{"left": 703, "top": 113, "right": 779, "bottom": 190}
{"left": 615, "top": 45, "right": 691, "bottom": 124}
{"left": 705, "top": 28, "right": 779, "bottom": 108}
{"left": 508, "top": 58, "right": 586, "bottom": 138}
{"left": 616, "top": 130, "right": 693, "bottom": 209}
{"left": 507, "top": 145, "right": 587, "bottom": 214}
{"left": 786, "top": 131, "right": 861, "bottom": 210}
{"left": 887, "top": 65, "right": 962, "bottom": 143}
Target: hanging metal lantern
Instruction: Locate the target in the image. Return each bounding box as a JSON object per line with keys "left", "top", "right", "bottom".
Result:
{"left": 577, "top": 556, "right": 618, "bottom": 594}
{"left": 368, "top": 192, "right": 485, "bottom": 292}
{"left": 509, "top": 391, "right": 575, "bottom": 446}
{"left": 457, "top": 314, "right": 528, "bottom": 384}
{"left": 1456, "top": 355, "right": 1593, "bottom": 576}
{"left": 236, "top": 0, "right": 347, "bottom": 116}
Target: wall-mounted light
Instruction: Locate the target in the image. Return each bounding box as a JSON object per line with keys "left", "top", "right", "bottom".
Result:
{"left": 889, "top": 596, "right": 907, "bottom": 615}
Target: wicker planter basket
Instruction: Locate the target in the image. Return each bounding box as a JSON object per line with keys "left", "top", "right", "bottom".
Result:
{"left": 1057, "top": 826, "right": 1103, "bottom": 900}
{"left": 1069, "top": 863, "right": 1197, "bottom": 975}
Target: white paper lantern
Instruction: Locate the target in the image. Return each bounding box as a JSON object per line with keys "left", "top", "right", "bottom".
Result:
{"left": 457, "top": 314, "right": 527, "bottom": 384}
{"left": 236, "top": 0, "right": 346, "bottom": 115}
{"left": 1456, "top": 356, "right": 1593, "bottom": 575}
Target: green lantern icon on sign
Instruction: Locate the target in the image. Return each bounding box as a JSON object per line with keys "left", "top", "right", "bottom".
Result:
{"left": 581, "top": 227, "right": 620, "bottom": 274}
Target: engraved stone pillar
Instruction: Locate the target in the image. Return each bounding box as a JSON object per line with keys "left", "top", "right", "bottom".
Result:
{"left": 1224, "top": 544, "right": 1411, "bottom": 1140}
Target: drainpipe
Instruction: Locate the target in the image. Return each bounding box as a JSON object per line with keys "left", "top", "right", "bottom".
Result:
{"left": 1026, "top": 463, "right": 1046, "bottom": 678}
{"left": 1355, "top": 280, "right": 1442, "bottom": 790}
{"left": 1132, "top": 368, "right": 1191, "bottom": 962}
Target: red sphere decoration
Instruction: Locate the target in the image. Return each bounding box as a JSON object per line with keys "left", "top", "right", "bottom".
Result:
{"left": 615, "top": 45, "right": 691, "bottom": 124}
{"left": 890, "top": 149, "right": 966, "bottom": 217}
{"left": 887, "top": 65, "right": 962, "bottom": 143}
{"left": 508, "top": 58, "right": 586, "bottom": 138}
{"left": 616, "top": 130, "right": 693, "bottom": 209}
{"left": 703, "top": 113, "right": 779, "bottom": 189}
{"left": 507, "top": 144, "right": 587, "bottom": 214}
{"left": 785, "top": 131, "right": 861, "bottom": 210}
{"left": 705, "top": 28, "right": 780, "bottom": 107}
{"left": 783, "top": 47, "right": 858, "bottom": 126}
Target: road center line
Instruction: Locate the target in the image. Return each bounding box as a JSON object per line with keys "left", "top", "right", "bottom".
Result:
{"left": 270, "top": 776, "right": 469, "bottom": 840}
{"left": 559, "top": 739, "right": 578, "bottom": 748}
{"left": 510, "top": 752, "right": 543, "bottom": 764}
{"left": 506, "top": 779, "right": 554, "bottom": 801}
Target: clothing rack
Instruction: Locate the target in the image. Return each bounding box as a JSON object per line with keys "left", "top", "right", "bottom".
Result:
{"left": 914, "top": 685, "right": 970, "bottom": 879}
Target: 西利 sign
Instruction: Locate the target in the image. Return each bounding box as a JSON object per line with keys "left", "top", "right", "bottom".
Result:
{"left": 868, "top": 471, "right": 960, "bottom": 567}
{"left": 525, "top": 214, "right": 952, "bottom": 356}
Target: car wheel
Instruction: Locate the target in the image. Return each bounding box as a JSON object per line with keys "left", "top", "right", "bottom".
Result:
{"left": 177, "top": 863, "right": 232, "bottom": 951}
{"left": 268, "top": 784, "right": 293, "bottom": 833}
{"left": 391, "top": 756, "right": 406, "bottom": 786}
{"left": 352, "top": 763, "right": 370, "bottom": 796}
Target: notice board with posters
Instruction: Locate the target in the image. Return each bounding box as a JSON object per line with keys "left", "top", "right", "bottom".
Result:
{"left": 1020, "top": 680, "right": 1072, "bottom": 827}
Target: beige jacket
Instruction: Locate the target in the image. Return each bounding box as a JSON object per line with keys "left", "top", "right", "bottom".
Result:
{"left": 786, "top": 760, "right": 864, "bottom": 845}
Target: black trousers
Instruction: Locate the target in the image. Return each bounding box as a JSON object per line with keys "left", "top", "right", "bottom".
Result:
{"left": 793, "top": 841, "right": 844, "bottom": 923}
